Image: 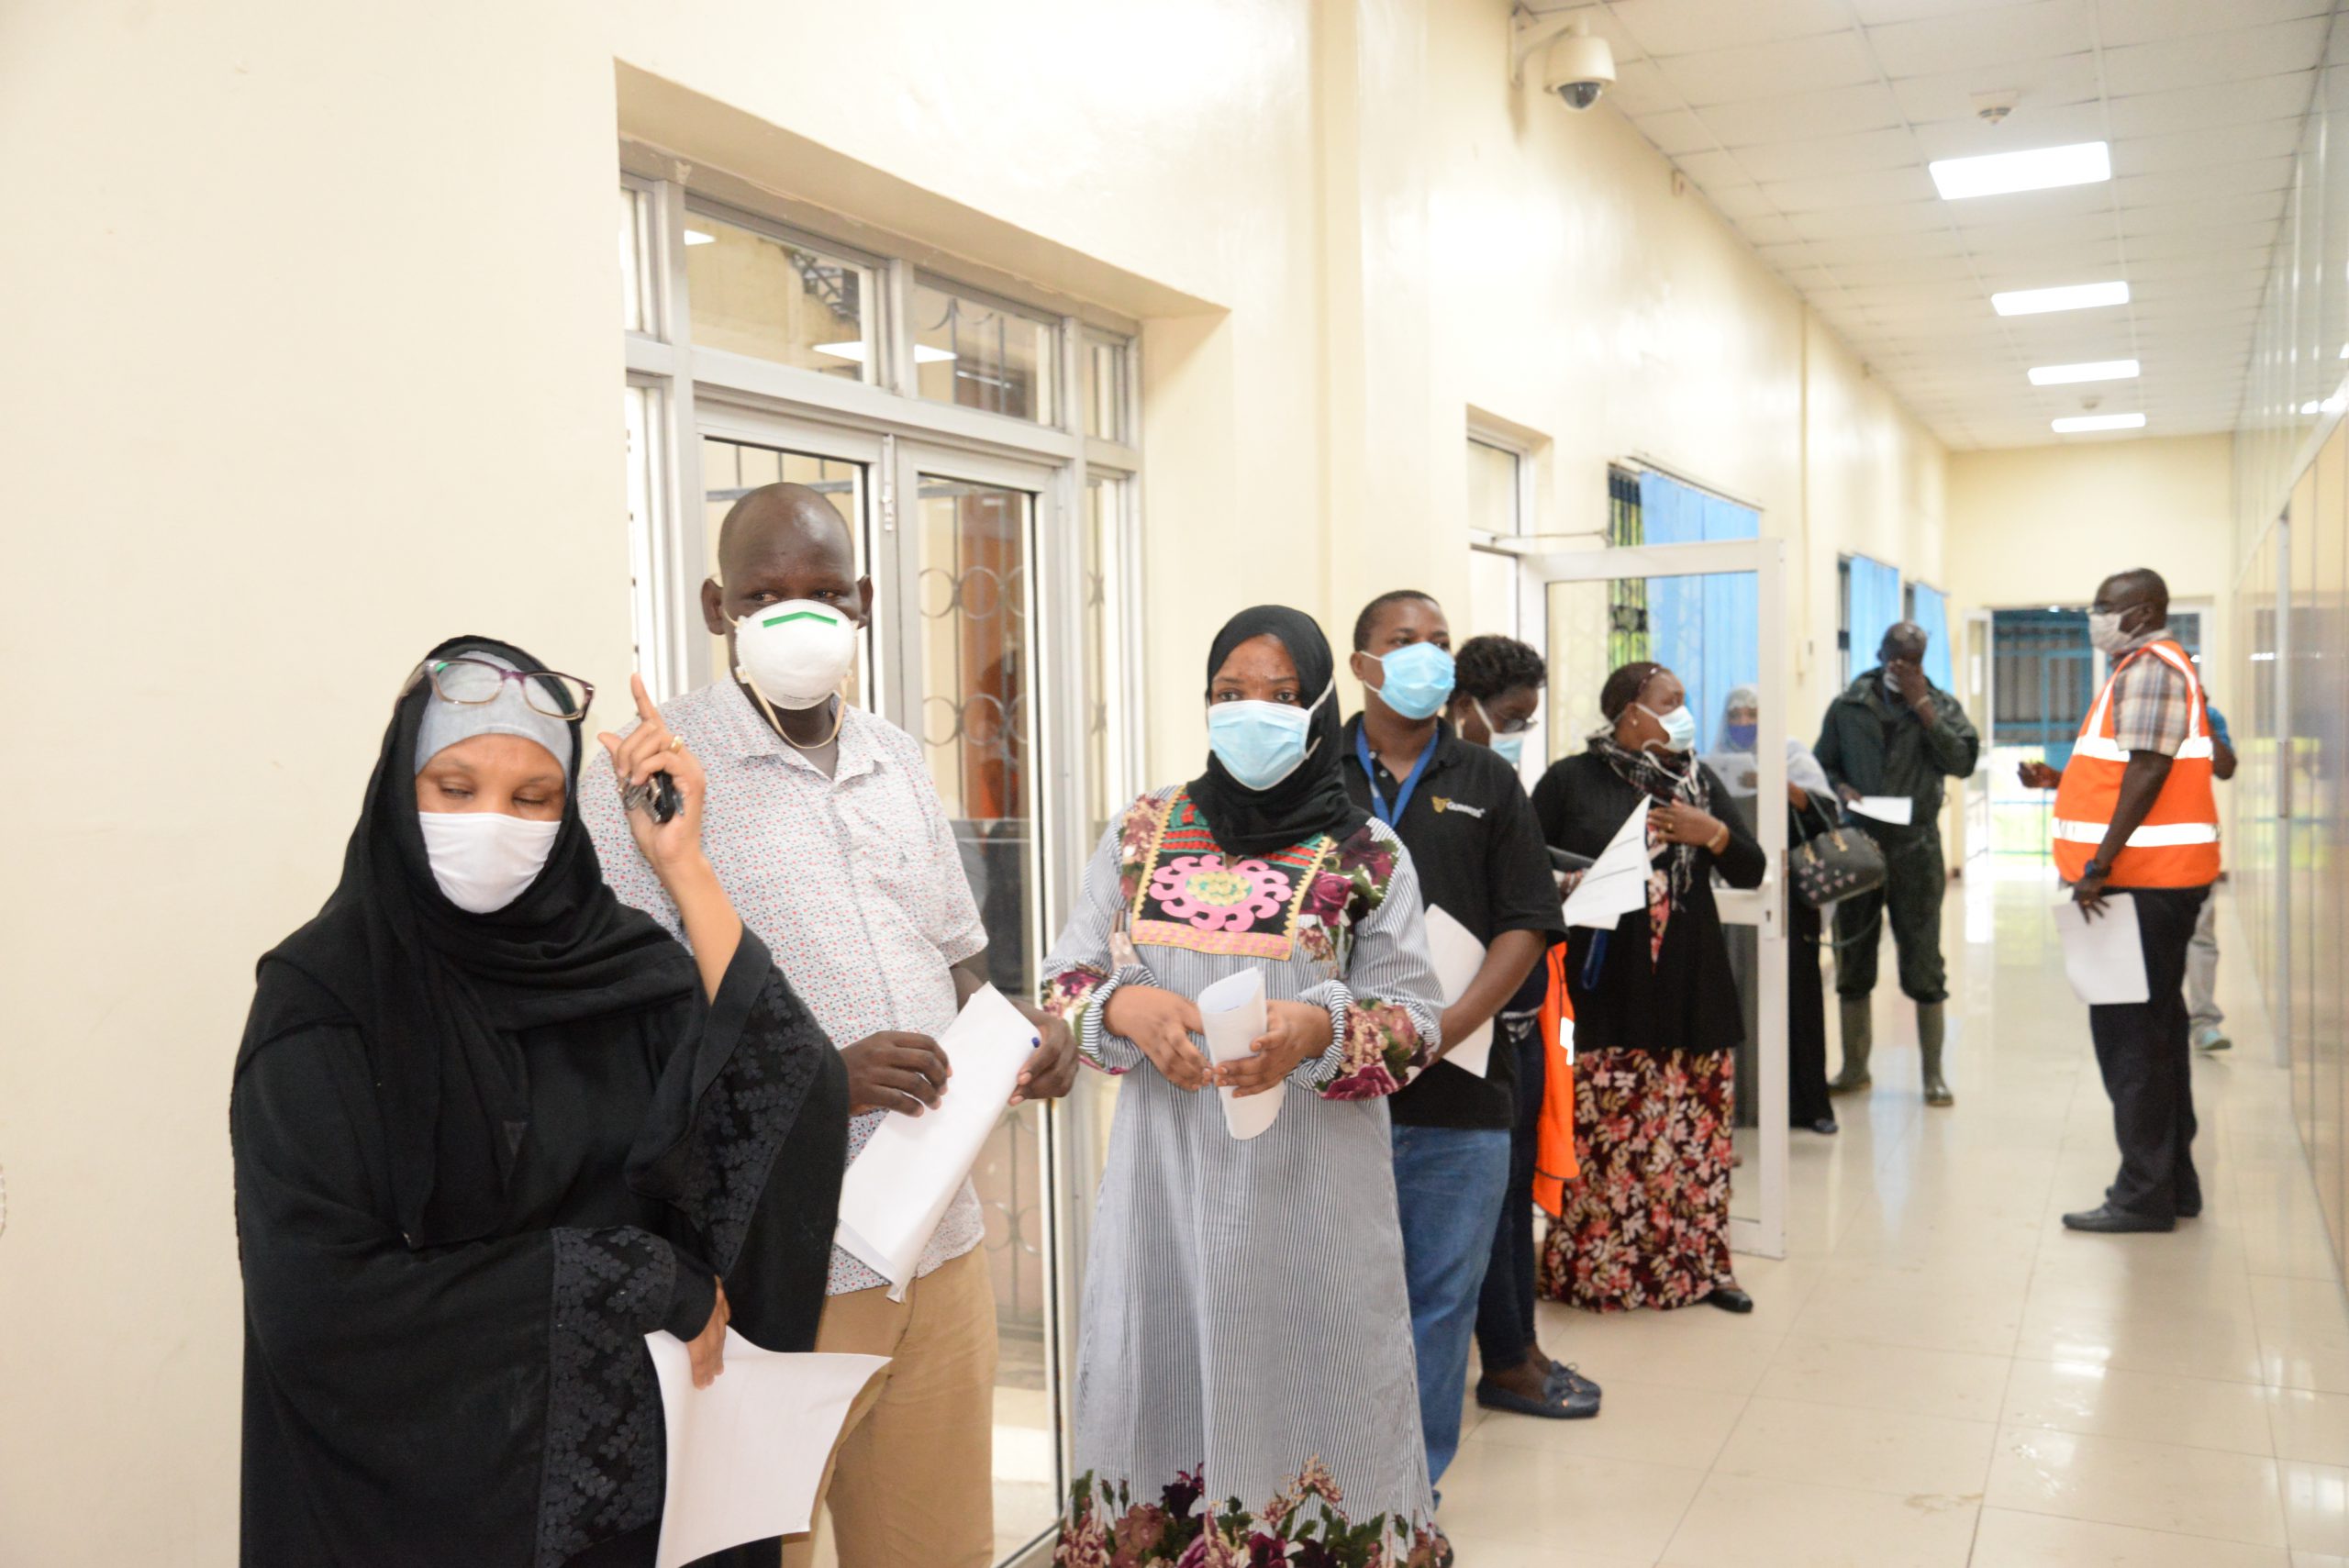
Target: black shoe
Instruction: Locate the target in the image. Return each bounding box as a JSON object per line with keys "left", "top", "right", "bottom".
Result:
{"left": 1805, "top": 1115, "right": 1840, "bottom": 1135}
{"left": 2062, "top": 1203, "right": 2175, "bottom": 1234}
{"left": 1546, "top": 1362, "right": 1602, "bottom": 1404}
{"left": 1705, "top": 1284, "right": 1754, "bottom": 1313}
{"left": 1476, "top": 1377, "right": 1600, "bottom": 1419}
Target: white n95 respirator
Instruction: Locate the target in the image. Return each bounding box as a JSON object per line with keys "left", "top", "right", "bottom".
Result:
{"left": 731, "top": 599, "right": 858, "bottom": 710}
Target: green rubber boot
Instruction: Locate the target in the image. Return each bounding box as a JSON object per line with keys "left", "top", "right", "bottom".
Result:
{"left": 1920, "top": 1002, "right": 1954, "bottom": 1106}
{"left": 1829, "top": 996, "right": 1873, "bottom": 1094}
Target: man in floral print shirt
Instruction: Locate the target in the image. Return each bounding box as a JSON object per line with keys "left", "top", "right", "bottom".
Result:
{"left": 584, "top": 483, "right": 1076, "bottom": 1568}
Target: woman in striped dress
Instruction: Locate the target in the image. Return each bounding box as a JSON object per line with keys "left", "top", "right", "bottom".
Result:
{"left": 1040, "top": 606, "right": 1451, "bottom": 1568}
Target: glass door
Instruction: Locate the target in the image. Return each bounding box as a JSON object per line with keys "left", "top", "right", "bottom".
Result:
{"left": 884, "top": 442, "right": 1067, "bottom": 1564}
{"left": 1509, "top": 535, "right": 1793, "bottom": 1259}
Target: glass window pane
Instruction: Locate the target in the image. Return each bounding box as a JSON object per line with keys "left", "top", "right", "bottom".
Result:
{"left": 911, "top": 473, "right": 1054, "bottom": 1556}
{"left": 697, "top": 436, "right": 870, "bottom": 706}
{"left": 1082, "top": 334, "right": 1129, "bottom": 442}
{"left": 1467, "top": 439, "right": 1520, "bottom": 536}
{"left": 684, "top": 211, "right": 875, "bottom": 381}
{"left": 618, "top": 187, "right": 651, "bottom": 335}
{"left": 914, "top": 282, "right": 1058, "bottom": 424}
{"left": 1468, "top": 547, "right": 1518, "bottom": 646}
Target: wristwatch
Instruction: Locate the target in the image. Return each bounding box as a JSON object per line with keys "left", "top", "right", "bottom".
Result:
{"left": 2078, "top": 858, "right": 2110, "bottom": 883}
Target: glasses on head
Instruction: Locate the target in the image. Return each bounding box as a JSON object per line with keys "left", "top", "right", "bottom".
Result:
{"left": 419, "top": 657, "right": 595, "bottom": 720}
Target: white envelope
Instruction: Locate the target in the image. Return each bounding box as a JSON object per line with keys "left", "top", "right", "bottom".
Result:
{"left": 1422, "top": 904, "right": 1493, "bottom": 1077}
{"left": 834, "top": 984, "right": 1033, "bottom": 1286}
{"left": 644, "top": 1329, "right": 887, "bottom": 1568}
{"left": 1562, "top": 797, "right": 1653, "bottom": 930}
{"left": 1197, "top": 967, "right": 1284, "bottom": 1140}
{"left": 2054, "top": 895, "right": 2152, "bottom": 1005}
{"left": 1852, "top": 795, "right": 1915, "bottom": 826}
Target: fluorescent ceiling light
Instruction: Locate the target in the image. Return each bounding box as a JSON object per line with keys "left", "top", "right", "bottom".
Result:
{"left": 683, "top": 228, "right": 716, "bottom": 246}
{"left": 1930, "top": 140, "right": 2110, "bottom": 200}
{"left": 2051, "top": 412, "right": 2145, "bottom": 433}
{"left": 1993, "top": 281, "right": 2131, "bottom": 317}
{"left": 2298, "top": 395, "right": 2346, "bottom": 416}
{"left": 813, "top": 341, "right": 956, "bottom": 364}
{"left": 2029, "top": 359, "right": 2139, "bottom": 386}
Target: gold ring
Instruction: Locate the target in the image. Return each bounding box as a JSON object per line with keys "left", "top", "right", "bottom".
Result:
{"left": 668, "top": 735, "right": 685, "bottom": 752}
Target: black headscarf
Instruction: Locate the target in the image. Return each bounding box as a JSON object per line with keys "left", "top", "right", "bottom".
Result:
{"left": 1186, "top": 605, "right": 1371, "bottom": 858}
{"left": 239, "top": 635, "right": 699, "bottom": 1248}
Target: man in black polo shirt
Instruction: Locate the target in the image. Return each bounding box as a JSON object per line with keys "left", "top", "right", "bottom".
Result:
{"left": 1342, "top": 589, "right": 1572, "bottom": 1492}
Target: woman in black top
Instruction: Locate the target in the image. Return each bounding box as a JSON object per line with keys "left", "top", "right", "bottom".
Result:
{"left": 1530, "top": 662, "right": 1765, "bottom": 1314}
{"left": 233, "top": 638, "right": 848, "bottom": 1567}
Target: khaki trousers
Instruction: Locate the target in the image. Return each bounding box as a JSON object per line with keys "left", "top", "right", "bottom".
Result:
{"left": 781, "top": 1246, "right": 998, "bottom": 1568}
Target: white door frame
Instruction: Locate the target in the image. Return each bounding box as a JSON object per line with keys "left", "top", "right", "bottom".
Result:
{"left": 1497, "top": 534, "right": 1792, "bottom": 1260}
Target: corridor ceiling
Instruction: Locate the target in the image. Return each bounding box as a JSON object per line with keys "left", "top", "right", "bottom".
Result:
{"left": 1542, "top": 0, "right": 2340, "bottom": 449}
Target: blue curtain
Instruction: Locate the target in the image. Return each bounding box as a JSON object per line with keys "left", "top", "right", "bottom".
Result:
{"left": 1638, "top": 471, "right": 1758, "bottom": 739}
{"left": 1909, "top": 584, "right": 1953, "bottom": 691}
{"left": 1847, "top": 554, "right": 1904, "bottom": 685}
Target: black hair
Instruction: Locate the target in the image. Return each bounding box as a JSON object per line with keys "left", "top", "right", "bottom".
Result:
{"left": 1353, "top": 589, "right": 1440, "bottom": 651}
{"left": 1453, "top": 634, "right": 1547, "bottom": 701}
{"left": 1598, "top": 661, "right": 1668, "bottom": 722}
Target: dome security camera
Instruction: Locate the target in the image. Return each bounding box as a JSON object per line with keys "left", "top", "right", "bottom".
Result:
{"left": 1543, "top": 26, "right": 1615, "bottom": 112}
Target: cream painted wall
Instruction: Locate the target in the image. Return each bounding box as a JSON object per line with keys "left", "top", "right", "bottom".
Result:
{"left": 0, "top": 0, "right": 1954, "bottom": 1559}
{"left": 1946, "top": 435, "right": 2236, "bottom": 687}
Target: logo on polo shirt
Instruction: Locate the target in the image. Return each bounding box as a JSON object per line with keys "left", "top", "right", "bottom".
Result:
{"left": 1431, "top": 796, "right": 1486, "bottom": 817}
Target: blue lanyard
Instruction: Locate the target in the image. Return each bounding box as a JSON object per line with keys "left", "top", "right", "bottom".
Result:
{"left": 1356, "top": 727, "right": 1440, "bottom": 826}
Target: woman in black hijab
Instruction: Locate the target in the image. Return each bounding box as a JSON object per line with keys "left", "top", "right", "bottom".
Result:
{"left": 1035, "top": 606, "right": 1453, "bottom": 1565}
{"left": 233, "top": 636, "right": 848, "bottom": 1567}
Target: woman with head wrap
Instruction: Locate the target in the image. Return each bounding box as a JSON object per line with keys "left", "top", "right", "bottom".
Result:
{"left": 1715, "top": 684, "right": 1840, "bottom": 1135}
{"left": 1038, "top": 606, "right": 1453, "bottom": 1563}
{"left": 233, "top": 637, "right": 848, "bottom": 1567}
{"left": 1529, "top": 662, "right": 1767, "bottom": 1314}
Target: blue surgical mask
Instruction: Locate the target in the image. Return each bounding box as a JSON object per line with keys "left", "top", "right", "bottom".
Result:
{"left": 1726, "top": 722, "right": 1758, "bottom": 751}
{"left": 1640, "top": 701, "right": 1698, "bottom": 754}
{"left": 1364, "top": 641, "right": 1455, "bottom": 721}
{"left": 1208, "top": 680, "right": 1332, "bottom": 790}
{"left": 1490, "top": 733, "right": 1526, "bottom": 769}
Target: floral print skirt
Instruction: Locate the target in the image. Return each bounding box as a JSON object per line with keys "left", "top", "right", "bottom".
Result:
{"left": 1538, "top": 1046, "right": 1735, "bottom": 1312}
{"left": 1054, "top": 1462, "right": 1452, "bottom": 1568}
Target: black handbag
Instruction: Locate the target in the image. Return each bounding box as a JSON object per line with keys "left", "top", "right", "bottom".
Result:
{"left": 1788, "top": 795, "right": 1887, "bottom": 908}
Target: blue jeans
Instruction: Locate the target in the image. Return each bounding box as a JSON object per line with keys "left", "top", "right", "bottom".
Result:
{"left": 1391, "top": 1123, "right": 1512, "bottom": 1489}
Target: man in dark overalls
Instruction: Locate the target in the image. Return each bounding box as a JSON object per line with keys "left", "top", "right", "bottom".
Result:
{"left": 1815, "top": 621, "right": 1981, "bottom": 1106}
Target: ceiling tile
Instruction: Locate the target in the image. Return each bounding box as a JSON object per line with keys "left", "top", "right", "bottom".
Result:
{"left": 2100, "top": 15, "right": 2333, "bottom": 96}
{"left": 1702, "top": 83, "right": 1909, "bottom": 145}
{"left": 1630, "top": 109, "right": 1717, "bottom": 156}
{"left": 1786, "top": 199, "right": 1956, "bottom": 239}
{"left": 2104, "top": 73, "right": 2319, "bottom": 138}
{"left": 1761, "top": 165, "right": 1942, "bottom": 212}
{"left": 1608, "top": 0, "right": 1857, "bottom": 58}
{"left": 2095, "top": 0, "right": 2334, "bottom": 50}
{"left": 1656, "top": 29, "right": 1878, "bottom": 106}
{"left": 1907, "top": 100, "right": 2113, "bottom": 160}
{"left": 1867, "top": 0, "right": 2099, "bottom": 79}
{"left": 1800, "top": 228, "right": 1973, "bottom": 262}
{"left": 1728, "top": 127, "right": 1922, "bottom": 182}
{"left": 2116, "top": 159, "right": 2295, "bottom": 208}
{"left": 1600, "top": 57, "right": 1683, "bottom": 119}
{"left": 2127, "top": 219, "right": 2283, "bottom": 257}
{"left": 1732, "top": 212, "right": 1805, "bottom": 246}
{"left": 2112, "top": 117, "right": 2309, "bottom": 173}
{"left": 1702, "top": 183, "right": 1779, "bottom": 218}
{"left": 2121, "top": 187, "right": 2293, "bottom": 232}
{"left": 1851, "top": 0, "right": 2045, "bottom": 24}
{"left": 1888, "top": 53, "right": 2102, "bottom": 123}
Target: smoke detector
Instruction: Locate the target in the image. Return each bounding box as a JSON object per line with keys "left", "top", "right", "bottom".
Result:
{"left": 1973, "top": 91, "right": 2020, "bottom": 126}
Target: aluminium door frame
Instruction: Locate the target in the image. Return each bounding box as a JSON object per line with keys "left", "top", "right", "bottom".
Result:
{"left": 1495, "top": 534, "right": 1791, "bottom": 1261}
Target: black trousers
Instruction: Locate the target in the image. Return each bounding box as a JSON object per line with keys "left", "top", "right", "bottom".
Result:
{"left": 1834, "top": 821, "right": 1949, "bottom": 1004}
{"left": 1789, "top": 896, "right": 1832, "bottom": 1125}
{"left": 2090, "top": 884, "right": 2210, "bottom": 1221}
{"left": 1475, "top": 1014, "right": 1544, "bottom": 1369}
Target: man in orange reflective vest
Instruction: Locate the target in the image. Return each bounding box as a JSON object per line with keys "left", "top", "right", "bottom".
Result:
{"left": 2019, "top": 568, "right": 2220, "bottom": 1234}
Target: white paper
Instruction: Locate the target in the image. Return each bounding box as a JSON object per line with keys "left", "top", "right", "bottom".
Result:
{"left": 1197, "top": 967, "right": 1284, "bottom": 1140}
{"left": 1422, "top": 904, "right": 1494, "bottom": 1077}
{"left": 2054, "top": 895, "right": 2151, "bottom": 1005}
{"left": 834, "top": 984, "right": 1033, "bottom": 1284}
{"left": 1561, "top": 797, "right": 1654, "bottom": 930}
{"left": 645, "top": 1329, "right": 886, "bottom": 1568}
{"left": 1851, "top": 795, "right": 1915, "bottom": 826}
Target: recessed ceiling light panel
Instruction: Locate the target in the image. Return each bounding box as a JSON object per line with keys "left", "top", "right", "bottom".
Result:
{"left": 2052, "top": 413, "right": 2146, "bottom": 433}
{"left": 1930, "top": 140, "right": 2111, "bottom": 200}
{"left": 1994, "top": 281, "right": 2131, "bottom": 317}
{"left": 2029, "top": 359, "right": 2140, "bottom": 385}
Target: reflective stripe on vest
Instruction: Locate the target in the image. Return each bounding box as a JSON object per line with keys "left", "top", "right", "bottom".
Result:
{"left": 2049, "top": 637, "right": 2221, "bottom": 887}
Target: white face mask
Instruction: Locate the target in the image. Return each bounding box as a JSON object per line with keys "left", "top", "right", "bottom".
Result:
{"left": 1638, "top": 701, "right": 1698, "bottom": 754}
{"left": 419, "top": 810, "right": 561, "bottom": 914}
{"left": 731, "top": 597, "right": 859, "bottom": 710}
{"left": 2087, "top": 609, "right": 2132, "bottom": 655}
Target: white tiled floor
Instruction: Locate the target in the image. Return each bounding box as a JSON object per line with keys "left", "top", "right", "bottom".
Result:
{"left": 1436, "top": 869, "right": 2349, "bottom": 1567}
